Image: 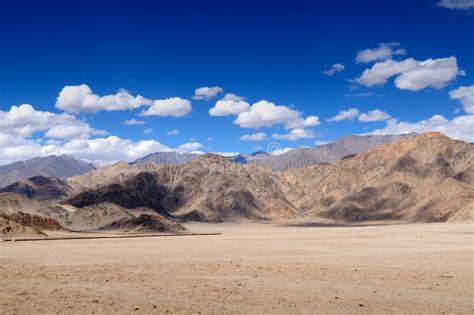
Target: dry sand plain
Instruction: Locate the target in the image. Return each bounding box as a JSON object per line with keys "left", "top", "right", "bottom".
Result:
{"left": 1, "top": 222, "right": 473, "bottom": 314}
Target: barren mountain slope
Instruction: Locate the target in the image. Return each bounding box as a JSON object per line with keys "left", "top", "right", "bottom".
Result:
{"left": 0, "top": 192, "right": 72, "bottom": 228}
{"left": 153, "top": 154, "right": 297, "bottom": 222}
{"left": 132, "top": 151, "right": 200, "bottom": 165}
{"left": 0, "top": 154, "right": 95, "bottom": 188}
{"left": 0, "top": 175, "right": 72, "bottom": 200}
{"left": 246, "top": 133, "right": 415, "bottom": 170}
{"left": 67, "top": 161, "right": 164, "bottom": 193}
{"left": 284, "top": 132, "right": 474, "bottom": 222}
{"left": 66, "top": 154, "right": 297, "bottom": 222}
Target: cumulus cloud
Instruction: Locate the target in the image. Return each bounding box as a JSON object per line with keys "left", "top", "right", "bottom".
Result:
{"left": 328, "top": 108, "right": 360, "bottom": 122}
{"left": 55, "top": 84, "right": 153, "bottom": 113}
{"left": 324, "top": 63, "right": 345, "bottom": 76}
{"left": 166, "top": 129, "right": 180, "bottom": 136}
{"left": 234, "top": 100, "right": 300, "bottom": 128}
{"left": 176, "top": 142, "right": 204, "bottom": 153}
{"left": 0, "top": 104, "right": 106, "bottom": 140}
{"left": 234, "top": 100, "right": 317, "bottom": 130}
{"left": 0, "top": 134, "right": 173, "bottom": 166}
{"left": 122, "top": 119, "right": 145, "bottom": 125}
{"left": 449, "top": 85, "right": 474, "bottom": 114}
{"left": 285, "top": 116, "right": 321, "bottom": 129}
{"left": 140, "top": 97, "right": 192, "bottom": 117}
{"left": 239, "top": 132, "right": 267, "bottom": 141}
{"left": 358, "top": 109, "right": 392, "bottom": 122}
{"left": 193, "top": 86, "right": 223, "bottom": 100}
{"left": 370, "top": 114, "right": 474, "bottom": 143}
{"left": 209, "top": 93, "right": 250, "bottom": 116}
{"left": 272, "top": 128, "right": 316, "bottom": 141}
{"left": 355, "top": 43, "right": 406, "bottom": 64}
{"left": 437, "top": 0, "right": 474, "bottom": 9}
{"left": 143, "top": 128, "right": 153, "bottom": 135}
{"left": 355, "top": 56, "right": 464, "bottom": 91}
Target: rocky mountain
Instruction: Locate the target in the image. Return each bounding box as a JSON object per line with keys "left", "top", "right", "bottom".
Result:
{"left": 132, "top": 151, "right": 200, "bottom": 165}
{"left": 1, "top": 132, "right": 472, "bottom": 235}
{"left": 62, "top": 132, "right": 473, "bottom": 223}
{"left": 0, "top": 154, "right": 96, "bottom": 188}
{"left": 230, "top": 151, "right": 270, "bottom": 164}
{"left": 0, "top": 175, "right": 72, "bottom": 200}
{"left": 284, "top": 132, "right": 474, "bottom": 222}
{"left": 245, "top": 133, "right": 416, "bottom": 170}
{"left": 66, "top": 161, "right": 164, "bottom": 193}
{"left": 67, "top": 155, "right": 297, "bottom": 222}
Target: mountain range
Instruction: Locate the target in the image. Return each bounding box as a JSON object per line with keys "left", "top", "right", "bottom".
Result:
{"left": 1, "top": 132, "right": 472, "bottom": 237}
{"left": 0, "top": 133, "right": 415, "bottom": 189}
{"left": 0, "top": 154, "right": 95, "bottom": 188}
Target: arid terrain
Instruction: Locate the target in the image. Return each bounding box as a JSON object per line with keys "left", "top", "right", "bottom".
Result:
{"left": 0, "top": 132, "right": 473, "bottom": 314}
{"left": 1, "top": 222, "right": 473, "bottom": 314}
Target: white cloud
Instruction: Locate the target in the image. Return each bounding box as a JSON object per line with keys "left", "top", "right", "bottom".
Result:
{"left": 166, "top": 129, "right": 180, "bottom": 136}
{"left": 437, "top": 0, "right": 474, "bottom": 10}
{"left": 234, "top": 100, "right": 303, "bottom": 129}
{"left": 0, "top": 104, "right": 106, "bottom": 140}
{"left": 329, "top": 107, "right": 391, "bottom": 123}
{"left": 285, "top": 115, "right": 321, "bottom": 129}
{"left": 0, "top": 134, "right": 173, "bottom": 166}
{"left": 140, "top": 97, "right": 192, "bottom": 117}
{"left": 358, "top": 109, "right": 391, "bottom": 122}
{"left": 355, "top": 43, "right": 406, "bottom": 64}
{"left": 272, "top": 128, "right": 316, "bottom": 141}
{"left": 122, "top": 119, "right": 145, "bottom": 126}
{"left": 143, "top": 128, "right": 153, "bottom": 135}
{"left": 355, "top": 58, "right": 418, "bottom": 86}
{"left": 176, "top": 142, "right": 204, "bottom": 153}
{"left": 209, "top": 93, "right": 250, "bottom": 116}
{"left": 269, "top": 147, "right": 293, "bottom": 156}
{"left": 193, "top": 86, "right": 223, "bottom": 100}
{"left": 324, "top": 63, "right": 345, "bottom": 76}
{"left": 449, "top": 85, "right": 474, "bottom": 114}
{"left": 239, "top": 132, "right": 267, "bottom": 141}
{"left": 206, "top": 137, "right": 214, "bottom": 142}
{"left": 328, "top": 108, "right": 360, "bottom": 122}
{"left": 370, "top": 114, "right": 474, "bottom": 143}
{"left": 55, "top": 84, "right": 152, "bottom": 113}
{"left": 211, "top": 96, "right": 319, "bottom": 131}
{"left": 355, "top": 56, "right": 465, "bottom": 91}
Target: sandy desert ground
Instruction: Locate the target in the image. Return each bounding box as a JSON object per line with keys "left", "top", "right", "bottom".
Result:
{"left": 1, "top": 222, "right": 473, "bottom": 314}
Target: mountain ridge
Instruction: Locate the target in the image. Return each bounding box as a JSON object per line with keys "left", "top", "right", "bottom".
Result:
{"left": 0, "top": 154, "right": 96, "bottom": 188}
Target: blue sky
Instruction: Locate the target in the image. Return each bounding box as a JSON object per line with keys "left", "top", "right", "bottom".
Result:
{"left": 0, "top": 0, "right": 473, "bottom": 165}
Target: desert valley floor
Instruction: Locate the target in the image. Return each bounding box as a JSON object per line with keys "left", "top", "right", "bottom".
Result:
{"left": 1, "top": 222, "right": 473, "bottom": 314}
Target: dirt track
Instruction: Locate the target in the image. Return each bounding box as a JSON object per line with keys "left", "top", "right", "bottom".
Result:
{"left": 1, "top": 222, "right": 473, "bottom": 314}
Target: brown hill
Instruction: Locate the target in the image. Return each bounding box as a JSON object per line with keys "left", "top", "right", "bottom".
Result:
{"left": 2, "top": 212, "right": 63, "bottom": 231}
{"left": 284, "top": 132, "right": 474, "bottom": 222}
{"left": 66, "top": 154, "right": 297, "bottom": 222}
{"left": 102, "top": 213, "right": 187, "bottom": 233}
{"left": 66, "top": 161, "right": 163, "bottom": 193}
{"left": 0, "top": 175, "right": 72, "bottom": 200}
{"left": 61, "top": 132, "right": 473, "bottom": 223}
{"left": 0, "top": 216, "right": 46, "bottom": 238}
{"left": 241, "top": 133, "right": 415, "bottom": 170}
{"left": 0, "top": 192, "right": 70, "bottom": 223}
{"left": 3, "top": 132, "right": 472, "bottom": 226}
